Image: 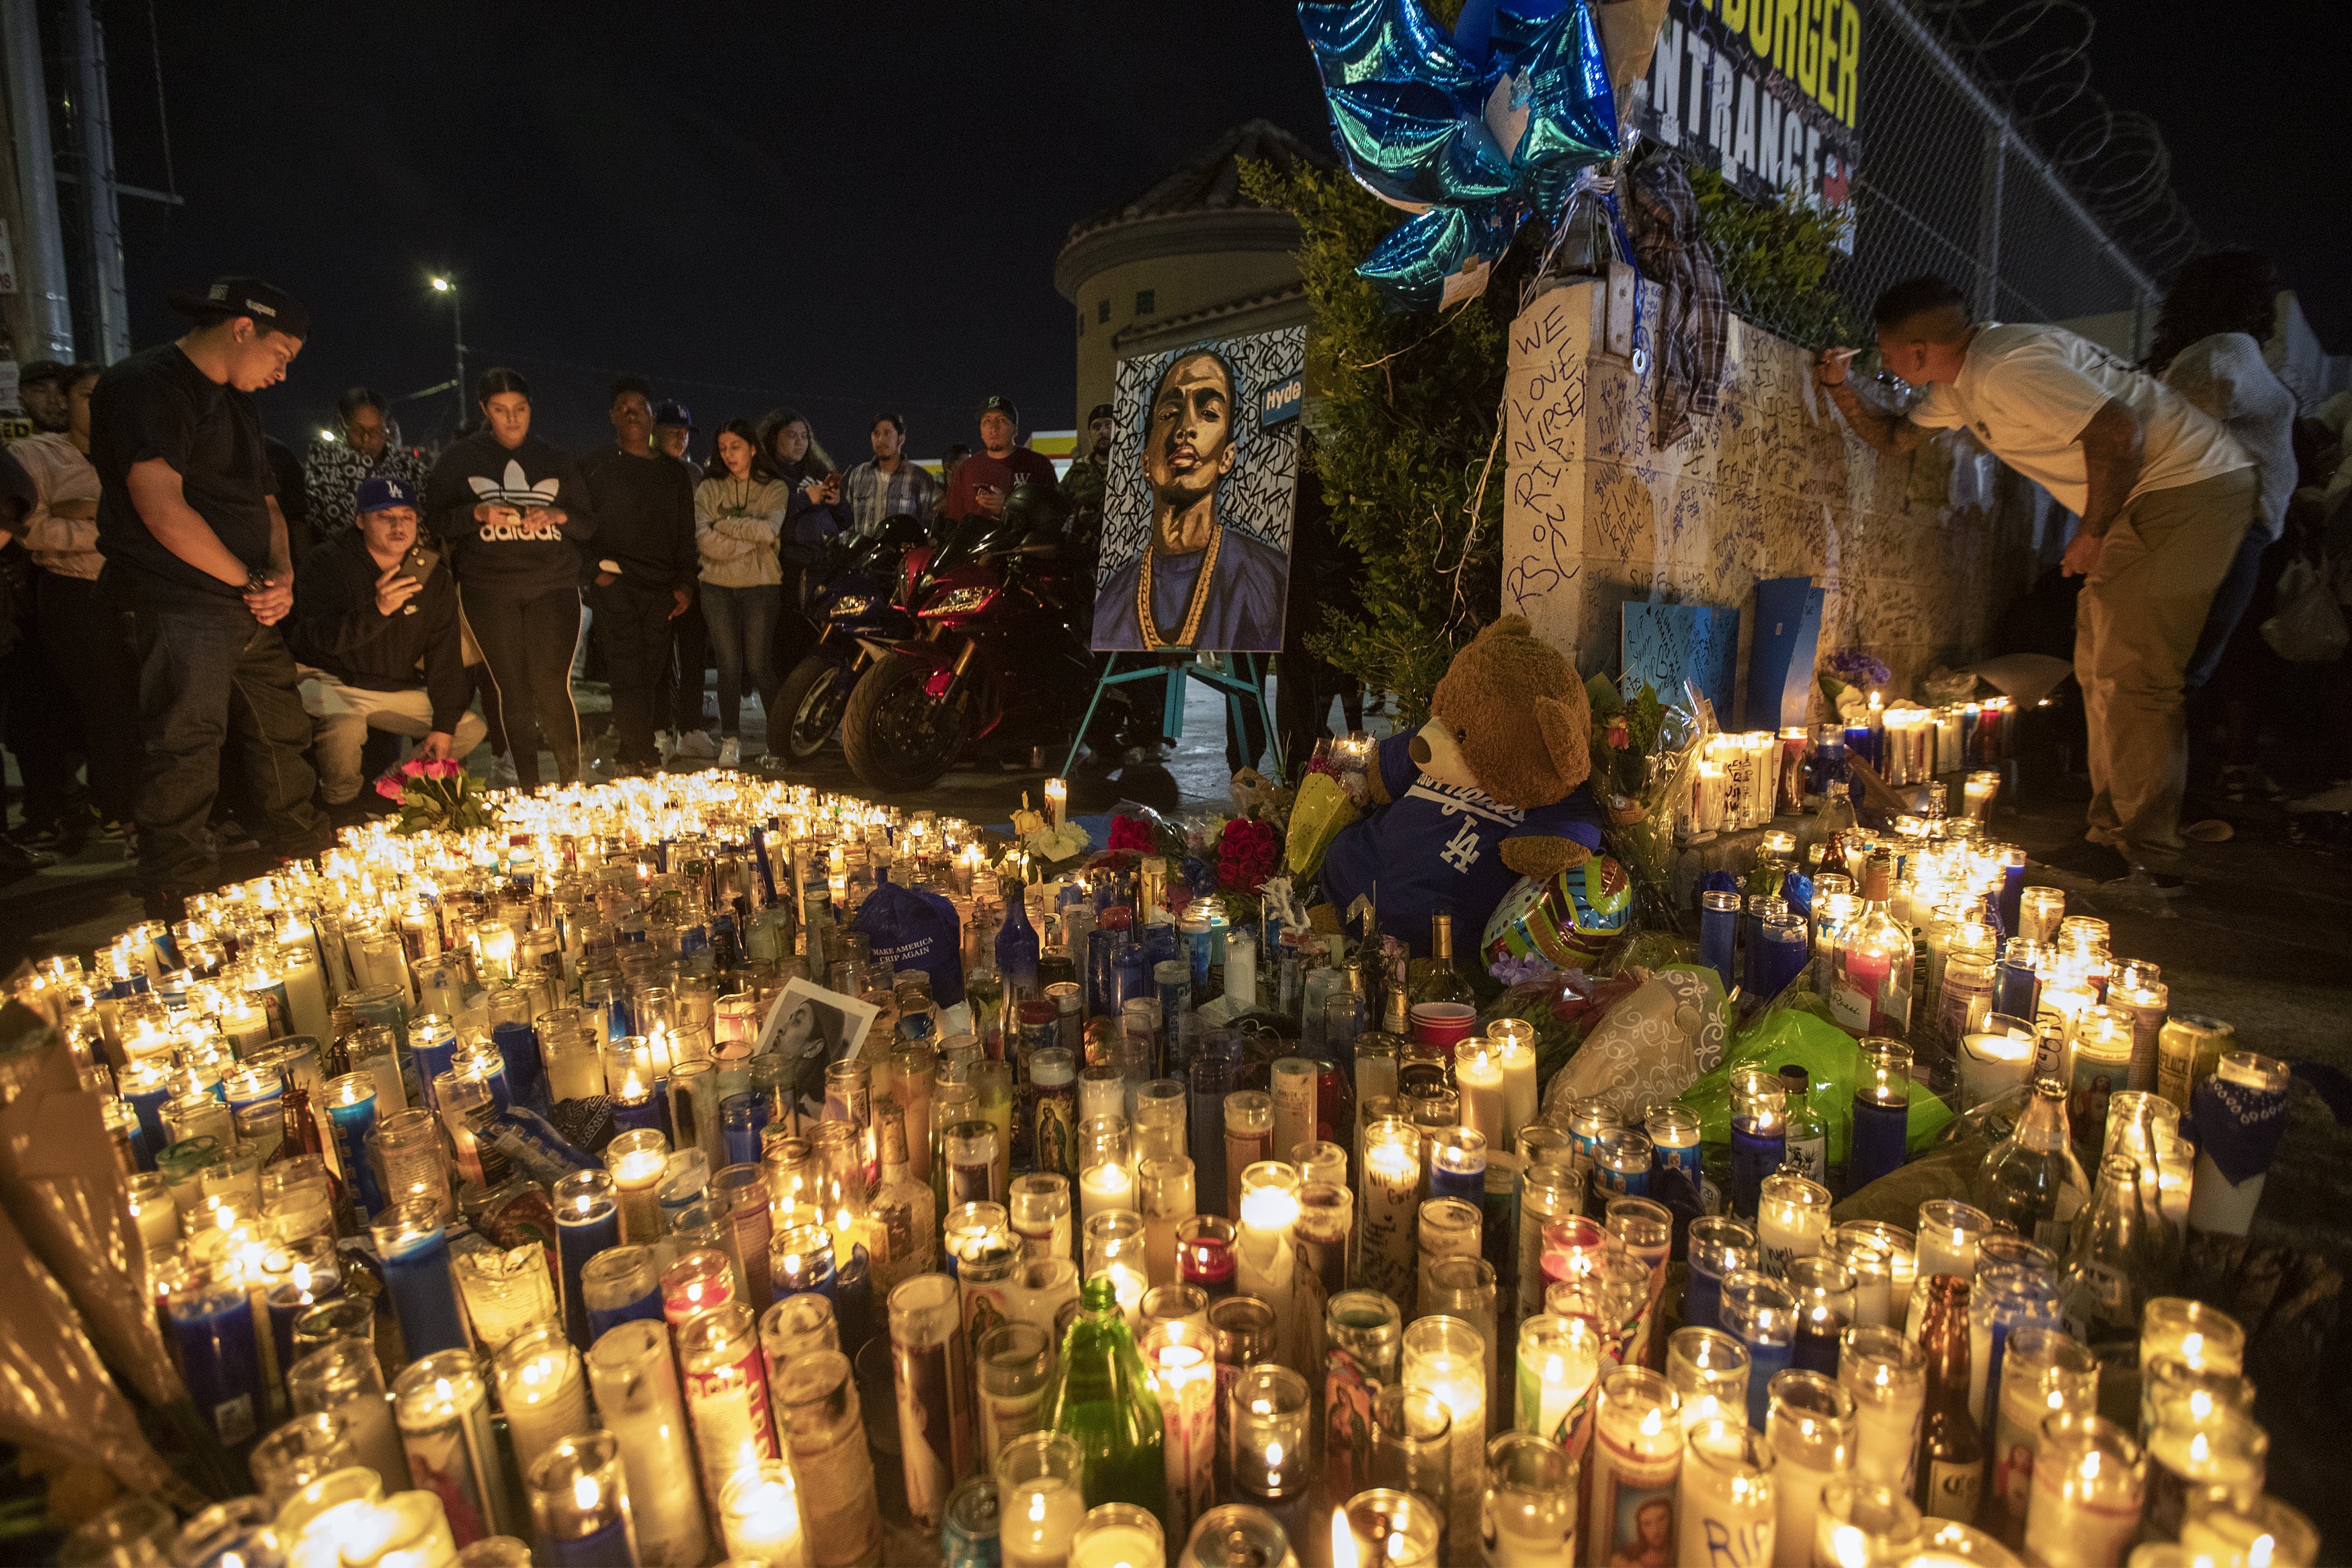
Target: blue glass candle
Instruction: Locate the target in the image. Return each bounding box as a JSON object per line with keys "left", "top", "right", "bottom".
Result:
{"left": 409, "top": 1015, "right": 460, "bottom": 1111}
{"left": 655, "top": 1149, "right": 711, "bottom": 1229}
{"left": 527, "top": 1432, "right": 636, "bottom": 1567}
{"left": 1726, "top": 1067, "right": 1786, "bottom": 1221}
{"left": 119, "top": 1058, "right": 176, "bottom": 1168}
{"left": 1720, "top": 1270, "right": 1796, "bottom": 1430}
{"left": 1995, "top": 939, "right": 2042, "bottom": 1023}
{"left": 1188, "top": 1045, "right": 1236, "bottom": 1219}
{"left": 1758, "top": 912, "right": 1811, "bottom": 1000}
{"left": 322, "top": 1072, "right": 386, "bottom": 1218}
{"left": 168, "top": 1279, "right": 263, "bottom": 1446}
{"left": 1592, "top": 1129, "right": 1653, "bottom": 1199}
{"left": 1999, "top": 848, "right": 2027, "bottom": 936}
{"left": 1644, "top": 1105, "right": 1704, "bottom": 1190}
{"left": 1141, "top": 920, "right": 1179, "bottom": 971}
{"left": 372, "top": 1199, "right": 472, "bottom": 1358}
{"left": 1086, "top": 926, "right": 1130, "bottom": 1020}
{"left": 265, "top": 1239, "right": 343, "bottom": 1381}
{"left": 1684, "top": 1217, "right": 1757, "bottom": 1333}
{"left": 994, "top": 875, "right": 1041, "bottom": 1004}
{"left": 552, "top": 1170, "right": 620, "bottom": 1350}
{"left": 1425, "top": 1127, "right": 1486, "bottom": 1203}
{"left": 1786, "top": 1256, "right": 1853, "bottom": 1377}
{"left": 459, "top": 1047, "right": 511, "bottom": 1113}
{"left": 491, "top": 1020, "right": 543, "bottom": 1108}
{"left": 1742, "top": 896, "right": 1786, "bottom": 1000}
{"left": 1699, "top": 890, "right": 1740, "bottom": 998}
{"left": 579, "top": 1246, "right": 662, "bottom": 1342}
{"left": 1849, "top": 1040, "right": 1914, "bottom": 1191}
{"left": 720, "top": 1093, "right": 768, "bottom": 1168}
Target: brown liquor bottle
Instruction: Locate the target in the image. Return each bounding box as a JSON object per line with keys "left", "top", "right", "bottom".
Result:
{"left": 1915, "top": 1272, "right": 1984, "bottom": 1524}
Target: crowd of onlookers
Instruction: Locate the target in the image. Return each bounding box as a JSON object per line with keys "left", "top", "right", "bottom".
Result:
{"left": 0, "top": 274, "right": 1157, "bottom": 917}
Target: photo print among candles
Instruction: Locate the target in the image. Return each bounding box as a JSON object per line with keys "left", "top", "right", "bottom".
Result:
{"left": 756, "top": 976, "right": 880, "bottom": 1125}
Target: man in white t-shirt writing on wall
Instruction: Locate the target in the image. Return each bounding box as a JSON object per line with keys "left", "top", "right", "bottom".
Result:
{"left": 1815, "top": 275, "right": 2255, "bottom": 891}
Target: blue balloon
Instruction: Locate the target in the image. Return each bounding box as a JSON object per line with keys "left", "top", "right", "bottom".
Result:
{"left": 1300, "top": 0, "right": 1620, "bottom": 311}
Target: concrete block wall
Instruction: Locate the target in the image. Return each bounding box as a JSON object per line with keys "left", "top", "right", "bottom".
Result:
{"left": 1499, "top": 273, "right": 2044, "bottom": 716}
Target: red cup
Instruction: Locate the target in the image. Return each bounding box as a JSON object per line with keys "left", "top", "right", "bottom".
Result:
{"left": 1409, "top": 1002, "right": 1478, "bottom": 1059}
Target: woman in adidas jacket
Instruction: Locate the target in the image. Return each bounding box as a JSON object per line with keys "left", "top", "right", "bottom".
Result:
{"left": 425, "top": 366, "right": 596, "bottom": 788}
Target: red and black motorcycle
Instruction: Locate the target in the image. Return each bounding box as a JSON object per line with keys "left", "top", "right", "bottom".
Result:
{"left": 839, "top": 483, "right": 1140, "bottom": 792}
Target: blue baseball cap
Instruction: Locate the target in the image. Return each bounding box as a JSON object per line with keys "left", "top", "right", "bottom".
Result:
{"left": 355, "top": 475, "right": 418, "bottom": 516}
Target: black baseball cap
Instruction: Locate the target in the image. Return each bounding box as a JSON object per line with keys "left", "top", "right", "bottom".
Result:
{"left": 1086, "top": 402, "right": 1115, "bottom": 424}
{"left": 165, "top": 276, "right": 312, "bottom": 340}
{"left": 653, "top": 399, "right": 693, "bottom": 430}
{"left": 17, "top": 359, "right": 72, "bottom": 389}
{"left": 977, "top": 394, "right": 1019, "bottom": 423}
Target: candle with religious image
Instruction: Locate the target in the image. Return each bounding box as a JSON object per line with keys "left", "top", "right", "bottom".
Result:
{"left": 392, "top": 1350, "right": 515, "bottom": 1547}
{"left": 1585, "top": 1366, "right": 1681, "bottom": 1568}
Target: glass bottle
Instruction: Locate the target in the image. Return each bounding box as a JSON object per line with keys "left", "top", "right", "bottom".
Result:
{"left": 2056, "top": 1153, "right": 2157, "bottom": 1352}
{"left": 995, "top": 872, "right": 1042, "bottom": 1006}
{"left": 1973, "top": 1078, "right": 2091, "bottom": 1254}
{"left": 1413, "top": 915, "right": 1475, "bottom": 1007}
{"left": 1914, "top": 1272, "right": 1982, "bottom": 1523}
{"left": 1778, "top": 1065, "right": 1828, "bottom": 1187}
{"left": 267, "top": 1068, "right": 350, "bottom": 1235}
{"left": 1046, "top": 1275, "right": 1168, "bottom": 1519}
{"left": 1831, "top": 852, "right": 1913, "bottom": 1037}
{"left": 868, "top": 1108, "right": 939, "bottom": 1293}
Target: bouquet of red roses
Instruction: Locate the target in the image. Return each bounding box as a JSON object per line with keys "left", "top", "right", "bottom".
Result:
{"left": 375, "top": 756, "right": 495, "bottom": 836}
{"left": 1218, "top": 817, "right": 1279, "bottom": 893}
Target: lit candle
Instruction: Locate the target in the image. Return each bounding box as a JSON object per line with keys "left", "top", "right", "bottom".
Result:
{"left": 1755, "top": 1173, "right": 1832, "bottom": 1278}
{"left": 522, "top": 1430, "right": 638, "bottom": 1568}
{"left": 1728, "top": 1068, "right": 1786, "bottom": 1220}
{"left": 2186, "top": 1052, "right": 2292, "bottom": 1237}
{"left": 1235, "top": 1162, "right": 1303, "bottom": 1364}
{"left": 1138, "top": 1156, "right": 1195, "bottom": 1287}
{"left": 1764, "top": 1370, "right": 1855, "bottom": 1568}
{"left": 1488, "top": 1023, "right": 1540, "bottom": 1149}
{"left": 719, "top": 1461, "right": 809, "bottom": 1568}
{"left": 582, "top": 1317, "right": 709, "bottom": 1568}
{"left": 1070, "top": 1503, "right": 1166, "bottom": 1568}
{"left": 1904, "top": 1199, "right": 1989, "bottom": 1341}
{"left": 1961, "top": 1017, "right": 2037, "bottom": 1113}
{"left": 1587, "top": 1364, "right": 1681, "bottom": 1565}
{"left": 1837, "top": 1326, "right": 1925, "bottom": 1497}
{"left": 1720, "top": 1271, "right": 1798, "bottom": 1431}
{"left": 1142, "top": 1327, "right": 1217, "bottom": 1542}
{"left": 1482, "top": 1431, "right": 1578, "bottom": 1567}
{"left": 1677, "top": 1418, "right": 1776, "bottom": 1568}
{"left": 2022, "top": 1411, "right": 2146, "bottom": 1568}
{"left": 1044, "top": 777, "right": 1068, "bottom": 832}
{"left": 1982, "top": 1324, "right": 2099, "bottom": 1547}
{"left": 369, "top": 1198, "right": 472, "bottom": 1358}
{"left": 678, "top": 1299, "right": 780, "bottom": 1511}
{"left": 552, "top": 1170, "right": 620, "bottom": 1350}
{"left": 1359, "top": 1119, "right": 1421, "bottom": 1311}
{"left": 1454, "top": 1043, "right": 1507, "bottom": 1151}
{"left": 2143, "top": 1398, "right": 2264, "bottom": 1542}
{"left": 998, "top": 1430, "right": 1087, "bottom": 1568}
{"left": 493, "top": 1325, "right": 593, "bottom": 1484}
{"left": 1402, "top": 1314, "right": 1486, "bottom": 1555}
{"left": 1513, "top": 1311, "right": 1600, "bottom": 1458}
{"left": 321, "top": 1071, "right": 386, "bottom": 1218}
{"left": 392, "top": 1350, "right": 515, "bottom": 1547}
{"left": 286, "top": 1336, "right": 409, "bottom": 1491}
{"left": 606, "top": 1127, "right": 670, "bottom": 1246}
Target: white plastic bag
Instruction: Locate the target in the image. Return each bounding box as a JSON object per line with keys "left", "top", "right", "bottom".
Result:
{"left": 2261, "top": 556, "right": 2349, "bottom": 663}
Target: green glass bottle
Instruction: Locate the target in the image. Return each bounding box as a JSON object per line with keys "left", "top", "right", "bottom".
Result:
{"left": 1047, "top": 1275, "right": 1168, "bottom": 1524}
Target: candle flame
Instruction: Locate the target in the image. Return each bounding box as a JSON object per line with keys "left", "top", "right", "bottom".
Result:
{"left": 572, "top": 1473, "right": 599, "bottom": 1510}
{"left": 1332, "top": 1510, "right": 1358, "bottom": 1568}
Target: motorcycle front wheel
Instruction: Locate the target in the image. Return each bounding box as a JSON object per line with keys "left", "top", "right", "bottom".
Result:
{"left": 840, "top": 650, "right": 975, "bottom": 793}
{"left": 771, "top": 654, "right": 856, "bottom": 763}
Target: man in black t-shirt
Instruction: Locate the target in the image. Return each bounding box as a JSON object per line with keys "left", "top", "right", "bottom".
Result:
{"left": 579, "top": 376, "right": 695, "bottom": 773}
{"left": 91, "top": 276, "right": 331, "bottom": 913}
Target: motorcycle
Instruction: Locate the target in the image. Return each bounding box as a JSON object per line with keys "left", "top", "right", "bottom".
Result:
{"left": 767, "top": 515, "right": 928, "bottom": 763}
{"left": 839, "top": 482, "right": 1142, "bottom": 793}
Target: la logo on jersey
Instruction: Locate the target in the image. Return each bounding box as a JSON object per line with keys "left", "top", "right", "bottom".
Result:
{"left": 468, "top": 460, "right": 564, "bottom": 540}
{"left": 1403, "top": 777, "right": 1525, "bottom": 877}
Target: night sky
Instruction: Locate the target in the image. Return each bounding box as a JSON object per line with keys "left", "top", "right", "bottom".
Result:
{"left": 100, "top": 0, "right": 2345, "bottom": 462}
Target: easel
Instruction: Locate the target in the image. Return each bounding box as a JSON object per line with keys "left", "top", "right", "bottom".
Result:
{"left": 1064, "top": 651, "right": 1283, "bottom": 779}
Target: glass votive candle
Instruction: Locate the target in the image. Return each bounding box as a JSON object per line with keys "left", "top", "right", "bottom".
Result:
{"left": 1982, "top": 1324, "right": 2100, "bottom": 1546}
{"left": 523, "top": 1430, "right": 635, "bottom": 1564}
{"left": 2143, "top": 1399, "right": 2265, "bottom": 1542}
{"left": 1665, "top": 1326, "right": 1751, "bottom": 1434}
{"left": 1585, "top": 1366, "right": 1681, "bottom": 1565}
{"left": 1765, "top": 1369, "right": 1856, "bottom": 1562}
{"left": 249, "top": 1410, "right": 357, "bottom": 1507}
{"left": 2177, "top": 1494, "right": 2320, "bottom": 1568}
{"left": 1719, "top": 1270, "right": 1797, "bottom": 1430}
{"left": 2022, "top": 1411, "right": 2145, "bottom": 1567}
{"left": 1838, "top": 1324, "right": 1927, "bottom": 1497}
{"left": 1755, "top": 1171, "right": 1833, "bottom": 1278}
{"left": 1678, "top": 1418, "right": 1775, "bottom": 1568}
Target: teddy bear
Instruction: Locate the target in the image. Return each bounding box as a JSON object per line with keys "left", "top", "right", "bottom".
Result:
{"left": 1316, "top": 614, "right": 1608, "bottom": 956}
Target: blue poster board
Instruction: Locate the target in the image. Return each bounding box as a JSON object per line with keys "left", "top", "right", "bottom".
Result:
{"left": 1622, "top": 601, "right": 1740, "bottom": 720}
{"left": 1745, "top": 576, "right": 1824, "bottom": 730}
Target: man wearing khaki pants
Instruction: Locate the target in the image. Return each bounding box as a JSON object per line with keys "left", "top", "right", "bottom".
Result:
{"left": 1816, "top": 275, "right": 2254, "bottom": 893}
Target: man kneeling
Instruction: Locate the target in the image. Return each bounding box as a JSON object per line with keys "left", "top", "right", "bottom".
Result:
{"left": 292, "top": 476, "right": 485, "bottom": 817}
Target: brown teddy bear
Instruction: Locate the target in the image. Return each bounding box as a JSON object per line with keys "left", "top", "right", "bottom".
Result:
{"left": 1316, "top": 615, "right": 1607, "bottom": 956}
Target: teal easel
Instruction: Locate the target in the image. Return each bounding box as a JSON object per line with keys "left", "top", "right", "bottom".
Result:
{"left": 1064, "top": 651, "right": 1283, "bottom": 778}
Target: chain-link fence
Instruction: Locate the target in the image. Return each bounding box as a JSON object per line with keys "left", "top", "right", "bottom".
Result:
{"left": 1827, "top": 0, "right": 2169, "bottom": 351}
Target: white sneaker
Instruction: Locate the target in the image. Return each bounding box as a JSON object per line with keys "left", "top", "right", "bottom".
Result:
{"left": 655, "top": 729, "right": 677, "bottom": 762}
{"left": 676, "top": 728, "right": 718, "bottom": 760}
{"left": 718, "top": 736, "right": 742, "bottom": 768}
{"left": 487, "top": 753, "right": 520, "bottom": 790}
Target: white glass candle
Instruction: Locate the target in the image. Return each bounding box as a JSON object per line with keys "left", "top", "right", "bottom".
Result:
{"left": 998, "top": 1431, "right": 1087, "bottom": 1568}
{"left": 1490, "top": 1026, "right": 1540, "bottom": 1149}
{"left": 1513, "top": 1312, "right": 1601, "bottom": 1456}
{"left": 1070, "top": 1503, "right": 1165, "bottom": 1568}
{"left": 1586, "top": 1366, "right": 1681, "bottom": 1568}
{"left": 1359, "top": 1119, "right": 1421, "bottom": 1311}
{"left": 2021, "top": 1412, "right": 2144, "bottom": 1568}
{"left": 1235, "top": 1162, "right": 1303, "bottom": 1366}
{"left": 1454, "top": 1043, "right": 1507, "bottom": 1151}
{"left": 1403, "top": 1315, "right": 1487, "bottom": 1556}
{"left": 606, "top": 1127, "right": 670, "bottom": 1247}
{"left": 1837, "top": 1327, "right": 1925, "bottom": 1497}
{"left": 720, "top": 1461, "right": 809, "bottom": 1568}
{"left": 583, "top": 1318, "right": 710, "bottom": 1568}
{"left": 1677, "top": 1418, "right": 1775, "bottom": 1568}
{"left": 1764, "top": 1371, "right": 1855, "bottom": 1568}
{"left": 1755, "top": 1173, "right": 1831, "bottom": 1278}
{"left": 491, "top": 1326, "right": 591, "bottom": 1483}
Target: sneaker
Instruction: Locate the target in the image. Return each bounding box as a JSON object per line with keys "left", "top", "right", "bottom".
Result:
{"left": 486, "top": 752, "right": 521, "bottom": 790}
{"left": 655, "top": 729, "right": 677, "bottom": 763}
{"left": 675, "top": 728, "right": 718, "bottom": 760}
{"left": 2287, "top": 778, "right": 2352, "bottom": 814}
{"left": 2041, "top": 840, "right": 2133, "bottom": 882}
{"left": 718, "top": 736, "right": 742, "bottom": 768}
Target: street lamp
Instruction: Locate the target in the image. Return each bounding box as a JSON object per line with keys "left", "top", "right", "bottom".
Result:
{"left": 429, "top": 275, "right": 466, "bottom": 428}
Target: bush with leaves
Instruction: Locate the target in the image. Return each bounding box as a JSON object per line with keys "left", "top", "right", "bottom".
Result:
{"left": 1238, "top": 159, "right": 1510, "bottom": 733}
{"left": 1687, "top": 164, "right": 1856, "bottom": 349}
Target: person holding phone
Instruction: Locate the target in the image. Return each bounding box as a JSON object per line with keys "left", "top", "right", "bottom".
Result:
{"left": 757, "top": 407, "right": 846, "bottom": 674}
{"left": 943, "top": 394, "right": 1058, "bottom": 524}
{"left": 290, "top": 476, "right": 487, "bottom": 820}
{"left": 423, "top": 367, "right": 596, "bottom": 789}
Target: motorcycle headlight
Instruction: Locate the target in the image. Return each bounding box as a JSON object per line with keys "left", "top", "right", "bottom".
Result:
{"left": 829, "top": 595, "right": 874, "bottom": 617}
{"left": 921, "top": 585, "right": 997, "bottom": 617}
